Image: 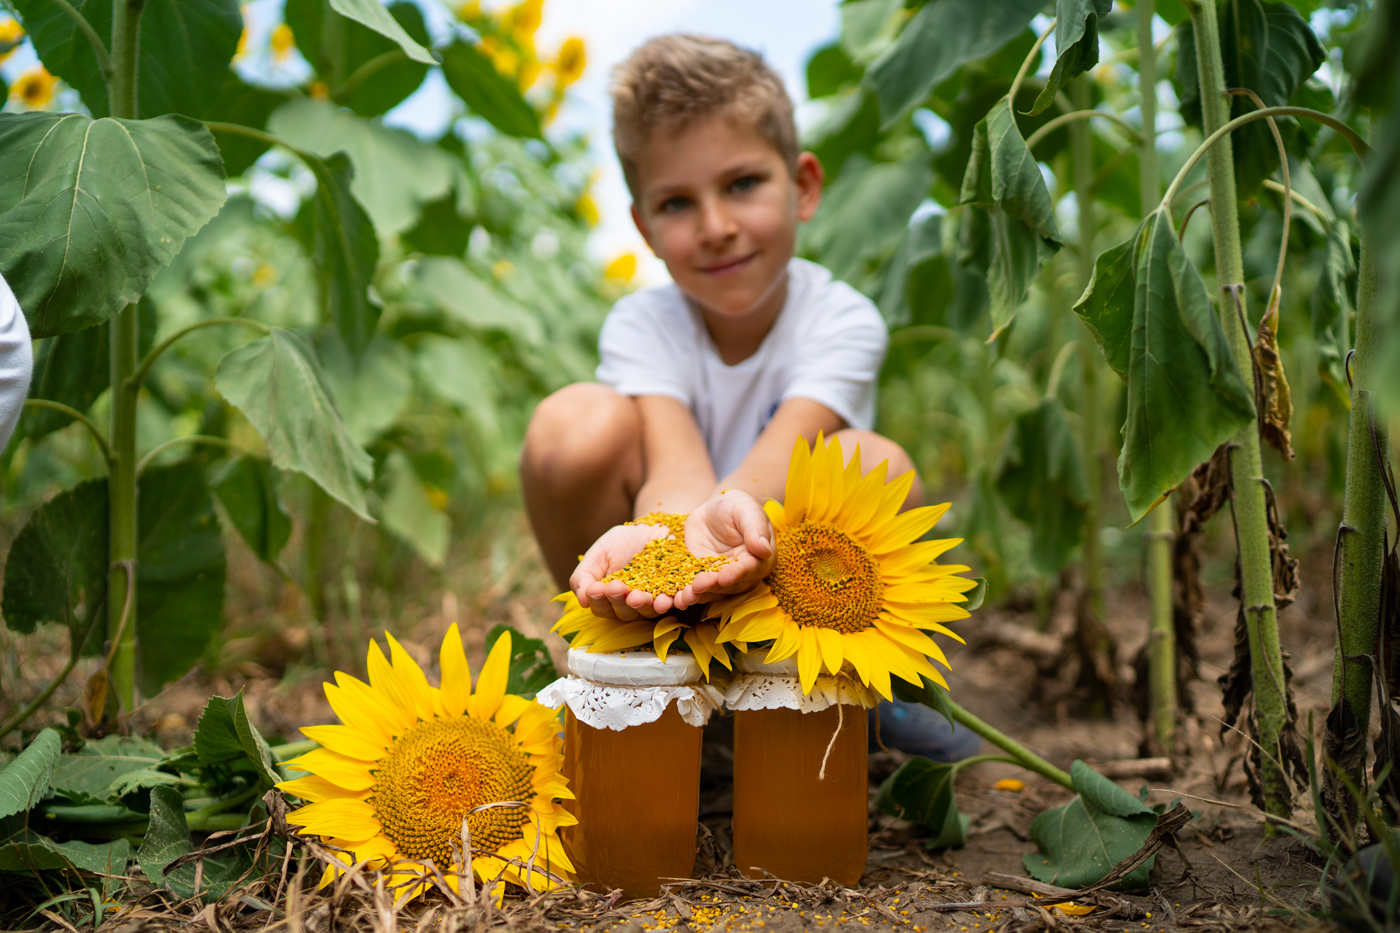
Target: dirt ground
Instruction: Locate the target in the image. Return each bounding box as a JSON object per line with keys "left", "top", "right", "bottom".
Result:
{"left": 0, "top": 514, "right": 1358, "bottom": 932}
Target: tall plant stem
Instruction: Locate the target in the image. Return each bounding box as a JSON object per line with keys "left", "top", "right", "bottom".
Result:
{"left": 1138, "top": 0, "right": 1179, "bottom": 753}
{"left": 107, "top": 0, "right": 145, "bottom": 713}
{"left": 1332, "top": 233, "right": 1387, "bottom": 759}
{"left": 944, "top": 696, "right": 1073, "bottom": 790}
{"left": 1071, "top": 77, "right": 1111, "bottom": 707}
{"left": 1188, "top": 0, "right": 1290, "bottom": 816}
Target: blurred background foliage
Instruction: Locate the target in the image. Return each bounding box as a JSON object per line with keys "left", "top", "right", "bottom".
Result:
{"left": 0, "top": 0, "right": 1394, "bottom": 710}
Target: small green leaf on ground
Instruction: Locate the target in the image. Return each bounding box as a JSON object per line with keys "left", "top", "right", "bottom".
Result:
{"left": 487, "top": 626, "right": 560, "bottom": 698}
{"left": 137, "top": 786, "right": 193, "bottom": 886}
{"left": 215, "top": 328, "right": 375, "bottom": 522}
{"left": 1025, "top": 760, "right": 1158, "bottom": 889}
{"left": 49, "top": 736, "right": 166, "bottom": 805}
{"left": 193, "top": 692, "right": 282, "bottom": 789}
{"left": 876, "top": 756, "right": 970, "bottom": 849}
{"left": 0, "top": 729, "right": 61, "bottom": 819}
{"left": 0, "top": 829, "right": 130, "bottom": 875}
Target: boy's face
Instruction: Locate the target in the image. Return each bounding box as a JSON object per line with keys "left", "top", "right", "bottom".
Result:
{"left": 630, "top": 115, "right": 822, "bottom": 321}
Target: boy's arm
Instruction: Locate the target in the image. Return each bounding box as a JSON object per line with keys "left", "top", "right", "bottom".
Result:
{"left": 632, "top": 394, "right": 717, "bottom": 514}
{"left": 713, "top": 396, "right": 847, "bottom": 501}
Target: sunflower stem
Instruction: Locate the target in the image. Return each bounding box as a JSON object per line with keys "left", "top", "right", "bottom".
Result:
{"left": 944, "top": 696, "right": 1072, "bottom": 789}
{"left": 270, "top": 738, "right": 318, "bottom": 761}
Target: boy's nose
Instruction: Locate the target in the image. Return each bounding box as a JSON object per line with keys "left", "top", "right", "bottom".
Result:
{"left": 698, "top": 199, "right": 737, "bottom": 245}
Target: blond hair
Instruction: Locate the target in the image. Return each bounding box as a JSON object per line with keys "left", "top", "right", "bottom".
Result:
{"left": 611, "top": 35, "right": 798, "bottom": 199}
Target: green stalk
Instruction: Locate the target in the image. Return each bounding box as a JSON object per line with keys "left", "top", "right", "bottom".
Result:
{"left": 1071, "top": 77, "right": 1111, "bottom": 707}
{"left": 1187, "top": 0, "right": 1290, "bottom": 816}
{"left": 1331, "top": 234, "right": 1386, "bottom": 756}
{"left": 945, "top": 695, "right": 1073, "bottom": 790}
{"left": 106, "top": 0, "right": 145, "bottom": 714}
{"left": 1138, "top": 0, "right": 1179, "bottom": 753}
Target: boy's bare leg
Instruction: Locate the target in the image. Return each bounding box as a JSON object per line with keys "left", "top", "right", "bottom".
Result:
{"left": 832, "top": 428, "right": 925, "bottom": 511}
{"left": 520, "top": 383, "right": 645, "bottom": 589}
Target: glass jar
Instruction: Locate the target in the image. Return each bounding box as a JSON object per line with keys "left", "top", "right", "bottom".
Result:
{"left": 538, "top": 648, "right": 721, "bottom": 899}
{"left": 726, "top": 656, "right": 873, "bottom": 886}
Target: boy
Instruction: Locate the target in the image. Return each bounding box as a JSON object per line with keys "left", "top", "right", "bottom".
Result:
{"left": 522, "top": 34, "right": 921, "bottom": 611}
{"left": 519, "top": 34, "right": 976, "bottom": 760}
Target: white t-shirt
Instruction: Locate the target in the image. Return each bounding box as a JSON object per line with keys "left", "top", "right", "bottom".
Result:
{"left": 596, "top": 258, "right": 888, "bottom": 477}
{"left": 0, "top": 273, "right": 32, "bottom": 452}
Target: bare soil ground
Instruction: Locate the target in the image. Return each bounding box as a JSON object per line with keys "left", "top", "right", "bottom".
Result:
{"left": 0, "top": 513, "right": 1351, "bottom": 932}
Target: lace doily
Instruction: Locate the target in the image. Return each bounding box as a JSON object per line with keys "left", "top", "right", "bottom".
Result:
{"left": 536, "top": 677, "right": 722, "bottom": 730}
{"left": 534, "top": 649, "right": 721, "bottom": 731}
{"left": 723, "top": 654, "right": 879, "bottom": 711}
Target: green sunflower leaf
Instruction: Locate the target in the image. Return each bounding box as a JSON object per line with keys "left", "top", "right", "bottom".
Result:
{"left": 193, "top": 692, "right": 281, "bottom": 790}
{"left": 876, "top": 756, "right": 970, "bottom": 850}
{"left": 0, "top": 729, "right": 61, "bottom": 820}
{"left": 211, "top": 456, "right": 292, "bottom": 565}
{"left": 440, "top": 41, "right": 543, "bottom": 139}
{"left": 49, "top": 736, "right": 166, "bottom": 806}
{"left": 1025, "top": 760, "right": 1158, "bottom": 889}
{"left": 487, "top": 625, "right": 560, "bottom": 699}
{"left": 0, "top": 829, "right": 130, "bottom": 875}
{"left": 995, "top": 398, "right": 1090, "bottom": 574}
{"left": 1030, "top": 0, "right": 1112, "bottom": 116}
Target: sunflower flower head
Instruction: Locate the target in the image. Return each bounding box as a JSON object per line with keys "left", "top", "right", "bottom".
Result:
{"left": 0, "top": 18, "right": 26, "bottom": 64}
{"left": 553, "top": 592, "right": 732, "bottom": 677}
{"left": 276, "top": 626, "right": 575, "bottom": 902}
{"left": 12, "top": 68, "right": 57, "bottom": 109}
{"left": 711, "top": 434, "right": 977, "bottom": 700}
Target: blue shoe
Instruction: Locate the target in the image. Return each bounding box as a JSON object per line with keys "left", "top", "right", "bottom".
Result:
{"left": 869, "top": 699, "right": 982, "bottom": 762}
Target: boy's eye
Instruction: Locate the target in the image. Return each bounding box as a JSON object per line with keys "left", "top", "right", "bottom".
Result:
{"left": 658, "top": 195, "right": 690, "bottom": 213}
{"left": 730, "top": 175, "right": 761, "bottom": 193}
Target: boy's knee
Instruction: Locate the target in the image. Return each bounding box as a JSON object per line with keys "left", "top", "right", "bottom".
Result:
{"left": 522, "top": 384, "right": 640, "bottom": 488}
{"left": 832, "top": 428, "right": 924, "bottom": 509}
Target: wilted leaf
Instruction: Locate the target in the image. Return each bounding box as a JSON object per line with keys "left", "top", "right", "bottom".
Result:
{"left": 1175, "top": 0, "right": 1326, "bottom": 197}
{"left": 378, "top": 450, "right": 450, "bottom": 568}
{"left": 1077, "top": 210, "right": 1255, "bottom": 522}
{"left": 959, "top": 97, "right": 1063, "bottom": 336}
{"left": 1025, "top": 760, "right": 1158, "bottom": 889}
{"left": 193, "top": 692, "right": 281, "bottom": 789}
{"left": 211, "top": 457, "right": 292, "bottom": 564}
{"left": 49, "top": 736, "right": 165, "bottom": 806}
{"left": 440, "top": 41, "right": 542, "bottom": 139}
{"left": 486, "top": 625, "right": 560, "bottom": 697}
{"left": 1321, "top": 697, "right": 1364, "bottom": 835}
{"left": 1030, "top": 0, "right": 1112, "bottom": 116}
{"left": 1, "top": 478, "right": 107, "bottom": 651}
{"left": 866, "top": 0, "right": 1044, "bottom": 126}
{"left": 0, "top": 729, "right": 61, "bottom": 819}
{"left": 995, "top": 398, "right": 1090, "bottom": 574}
{"left": 215, "top": 329, "right": 375, "bottom": 522}
{"left": 0, "top": 113, "right": 226, "bottom": 337}
{"left": 14, "top": 0, "right": 242, "bottom": 119}
{"left": 876, "top": 757, "right": 970, "bottom": 849}
{"left": 1074, "top": 238, "right": 1135, "bottom": 381}
{"left": 1254, "top": 300, "right": 1295, "bottom": 460}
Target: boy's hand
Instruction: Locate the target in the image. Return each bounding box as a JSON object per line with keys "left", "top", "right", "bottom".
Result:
{"left": 671, "top": 490, "right": 775, "bottom": 611}
{"left": 570, "top": 522, "right": 673, "bottom": 621}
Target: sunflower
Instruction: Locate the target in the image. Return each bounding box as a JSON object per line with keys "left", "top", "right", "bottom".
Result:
{"left": 552, "top": 592, "right": 731, "bottom": 676}
{"left": 12, "top": 68, "right": 57, "bottom": 109}
{"left": 711, "top": 434, "right": 977, "bottom": 699}
{"left": 277, "top": 626, "right": 575, "bottom": 902}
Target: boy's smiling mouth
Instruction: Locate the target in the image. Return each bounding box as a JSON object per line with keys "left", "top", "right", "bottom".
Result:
{"left": 699, "top": 253, "right": 756, "bottom": 277}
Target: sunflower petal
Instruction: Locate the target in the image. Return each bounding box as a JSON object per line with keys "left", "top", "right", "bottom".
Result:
{"left": 323, "top": 678, "right": 397, "bottom": 745}
{"left": 286, "top": 797, "right": 380, "bottom": 839}
{"left": 815, "top": 627, "right": 845, "bottom": 675}
{"left": 691, "top": 623, "right": 730, "bottom": 670}
{"left": 654, "top": 626, "right": 681, "bottom": 661}
{"left": 299, "top": 724, "right": 386, "bottom": 762}
{"left": 440, "top": 623, "right": 473, "bottom": 717}
{"left": 276, "top": 773, "right": 368, "bottom": 803}
{"left": 797, "top": 627, "right": 822, "bottom": 693}
{"left": 470, "top": 630, "right": 511, "bottom": 721}
{"left": 366, "top": 641, "right": 419, "bottom": 725}
{"left": 585, "top": 620, "right": 658, "bottom": 653}
{"left": 783, "top": 435, "right": 812, "bottom": 523}
{"left": 385, "top": 632, "right": 437, "bottom": 721}
{"left": 284, "top": 748, "right": 375, "bottom": 791}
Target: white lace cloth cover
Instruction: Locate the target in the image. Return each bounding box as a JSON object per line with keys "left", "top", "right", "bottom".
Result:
{"left": 535, "top": 649, "right": 723, "bottom": 731}
{"left": 722, "top": 654, "right": 879, "bottom": 712}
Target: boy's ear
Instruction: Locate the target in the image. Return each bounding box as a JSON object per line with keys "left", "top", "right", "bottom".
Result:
{"left": 630, "top": 203, "right": 659, "bottom": 255}
{"left": 795, "top": 152, "right": 824, "bottom": 223}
